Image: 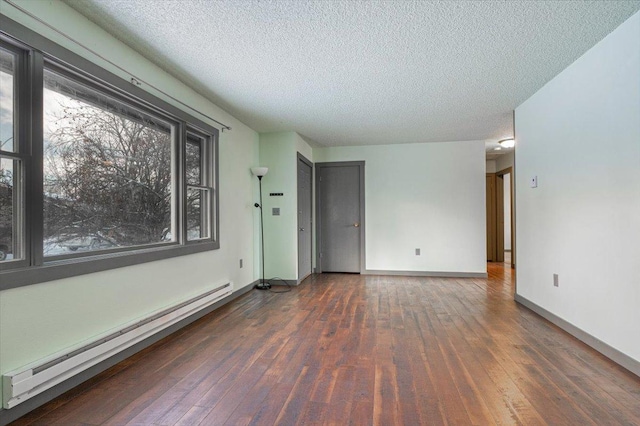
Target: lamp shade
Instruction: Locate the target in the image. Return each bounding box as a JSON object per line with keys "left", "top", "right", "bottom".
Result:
{"left": 251, "top": 167, "right": 269, "bottom": 177}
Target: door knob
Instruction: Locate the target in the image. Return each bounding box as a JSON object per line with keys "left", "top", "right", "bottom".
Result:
{"left": 353, "top": 222, "right": 360, "bottom": 228}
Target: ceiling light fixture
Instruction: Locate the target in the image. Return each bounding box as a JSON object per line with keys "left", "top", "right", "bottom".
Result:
{"left": 499, "top": 138, "right": 515, "bottom": 149}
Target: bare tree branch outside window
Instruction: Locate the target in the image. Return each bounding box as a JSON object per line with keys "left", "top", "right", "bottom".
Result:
{"left": 43, "top": 70, "right": 173, "bottom": 255}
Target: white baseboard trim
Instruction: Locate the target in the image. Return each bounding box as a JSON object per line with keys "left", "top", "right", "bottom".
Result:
{"left": 363, "top": 270, "right": 487, "bottom": 278}
{"left": 514, "top": 293, "right": 640, "bottom": 378}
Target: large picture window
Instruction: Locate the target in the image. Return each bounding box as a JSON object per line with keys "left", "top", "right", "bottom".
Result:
{"left": 43, "top": 68, "right": 176, "bottom": 257}
{"left": 0, "top": 20, "right": 220, "bottom": 289}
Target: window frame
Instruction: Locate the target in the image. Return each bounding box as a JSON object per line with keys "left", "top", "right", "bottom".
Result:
{"left": 0, "top": 16, "right": 220, "bottom": 290}
{"left": 0, "top": 40, "right": 31, "bottom": 271}
{"left": 185, "top": 129, "right": 216, "bottom": 243}
{"left": 41, "top": 61, "right": 181, "bottom": 261}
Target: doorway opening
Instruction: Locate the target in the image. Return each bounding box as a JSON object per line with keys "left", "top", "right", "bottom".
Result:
{"left": 487, "top": 167, "right": 514, "bottom": 268}
{"left": 503, "top": 171, "right": 512, "bottom": 266}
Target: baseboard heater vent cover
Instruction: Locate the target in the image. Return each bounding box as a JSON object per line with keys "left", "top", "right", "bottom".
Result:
{"left": 2, "top": 282, "right": 233, "bottom": 409}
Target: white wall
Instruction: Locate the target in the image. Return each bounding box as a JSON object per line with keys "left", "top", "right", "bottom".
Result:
{"left": 314, "top": 141, "right": 486, "bottom": 274}
{"left": 0, "top": 0, "right": 259, "bottom": 405}
{"left": 516, "top": 12, "right": 640, "bottom": 362}
{"left": 496, "top": 152, "right": 514, "bottom": 172}
{"left": 504, "top": 173, "right": 511, "bottom": 250}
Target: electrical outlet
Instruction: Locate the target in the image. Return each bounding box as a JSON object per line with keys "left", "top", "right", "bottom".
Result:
{"left": 239, "top": 259, "right": 243, "bottom": 268}
{"left": 553, "top": 273, "right": 559, "bottom": 287}
{"left": 272, "top": 207, "right": 280, "bottom": 216}
{"left": 415, "top": 248, "right": 421, "bottom": 255}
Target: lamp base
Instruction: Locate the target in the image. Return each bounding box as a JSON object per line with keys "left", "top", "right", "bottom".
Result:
{"left": 255, "top": 281, "right": 271, "bottom": 290}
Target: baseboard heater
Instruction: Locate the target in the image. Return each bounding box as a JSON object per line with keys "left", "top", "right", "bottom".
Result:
{"left": 2, "top": 282, "right": 233, "bottom": 409}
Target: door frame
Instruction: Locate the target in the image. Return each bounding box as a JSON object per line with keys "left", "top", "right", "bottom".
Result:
{"left": 297, "top": 152, "right": 313, "bottom": 283}
{"left": 486, "top": 173, "right": 497, "bottom": 261}
{"left": 315, "top": 161, "right": 365, "bottom": 274}
{"left": 497, "top": 166, "right": 515, "bottom": 268}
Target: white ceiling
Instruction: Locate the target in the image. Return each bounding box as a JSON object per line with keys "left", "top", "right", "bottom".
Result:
{"left": 63, "top": 0, "right": 640, "bottom": 147}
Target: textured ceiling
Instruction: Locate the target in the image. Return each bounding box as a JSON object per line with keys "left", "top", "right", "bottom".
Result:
{"left": 63, "top": 0, "right": 640, "bottom": 147}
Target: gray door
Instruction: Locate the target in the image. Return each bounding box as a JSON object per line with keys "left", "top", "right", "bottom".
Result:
{"left": 317, "top": 163, "right": 363, "bottom": 273}
{"left": 297, "top": 155, "right": 312, "bottom": 281}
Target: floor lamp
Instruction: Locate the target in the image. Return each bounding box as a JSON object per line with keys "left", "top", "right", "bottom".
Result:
{"left": 251, "top": 167, "right": 271, "bottom": 290}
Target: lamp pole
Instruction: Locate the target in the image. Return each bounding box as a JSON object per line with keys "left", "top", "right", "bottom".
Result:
{"left": 255, "top": 174, "right": 271, "bottom": 290}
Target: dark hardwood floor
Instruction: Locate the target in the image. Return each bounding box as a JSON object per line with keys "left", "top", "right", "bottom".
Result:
{"left": 11, "top": 263, "right": 640, "bottom": 425}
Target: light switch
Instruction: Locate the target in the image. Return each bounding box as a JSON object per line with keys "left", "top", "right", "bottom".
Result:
{"left": 272, "top": 207, "right": 280, "bottom": 216}
{"left": 530, "top": 176, "right": 538, "bottom": 188}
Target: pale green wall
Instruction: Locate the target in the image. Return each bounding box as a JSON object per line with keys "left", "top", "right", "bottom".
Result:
{"left": 294, "top": 133, "right": 314, "bottom": 162}
{"left": 257, "top": 132, "right": 297, "bottom": 280}
{"left": 0, "top": 0, "right": 259, "bottom": 406}
{"left": 257, "top": 132, "right": 313, "bottom": 281}
{"left": 314, "top": 141, "right": 486, "bottom": 273}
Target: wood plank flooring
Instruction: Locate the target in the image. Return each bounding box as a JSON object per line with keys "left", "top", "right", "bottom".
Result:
{"left": 11, "top": 263, "right": 640, "bottom": 425}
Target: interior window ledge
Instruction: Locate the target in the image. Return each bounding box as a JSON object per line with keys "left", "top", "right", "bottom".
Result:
{"left": 0, "top": 241, "right": 218, "bottom": 290}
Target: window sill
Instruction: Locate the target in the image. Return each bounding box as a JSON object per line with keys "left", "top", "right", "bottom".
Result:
{"left": 0, "top": 241, "right": 218, "bottom": 291}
